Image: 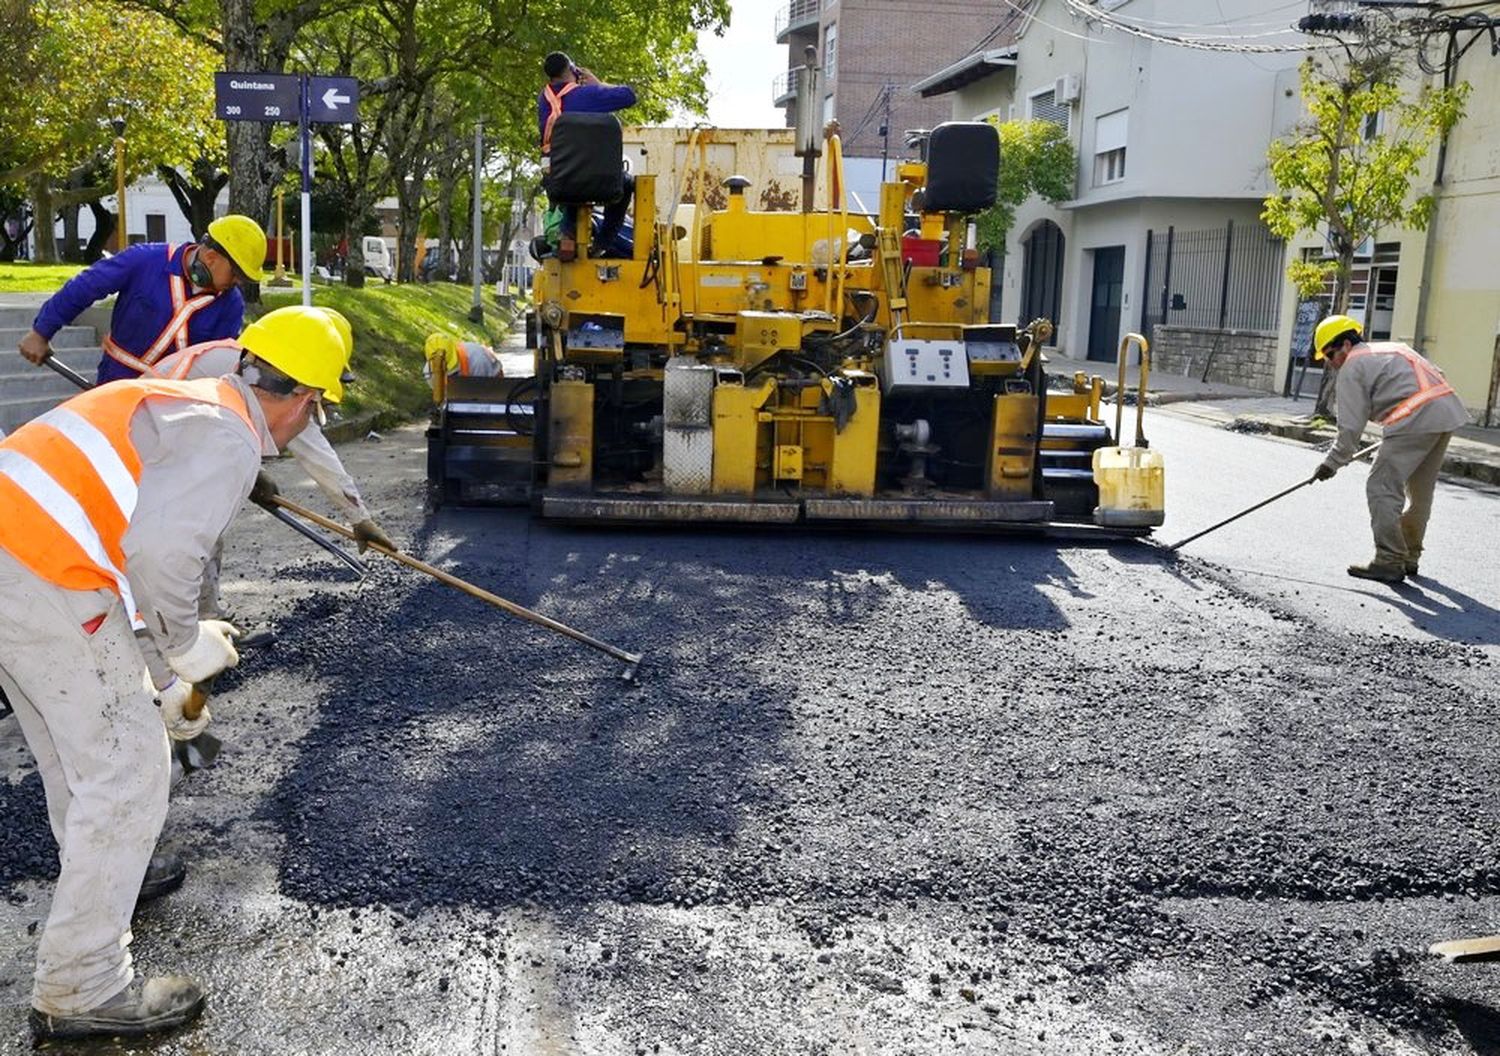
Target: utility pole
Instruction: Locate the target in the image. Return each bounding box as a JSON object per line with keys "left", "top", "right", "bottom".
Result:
{"left": 469, "top": 121, "right": 484, "bottom": 324}
{"left": 878, "top": 84, "right": 893, "bottom": 183}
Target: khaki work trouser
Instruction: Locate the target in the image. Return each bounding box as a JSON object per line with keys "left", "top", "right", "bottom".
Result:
{"left": 1365, "top": 430, "right": 1452, "bottom": 567}
{"left": 0, "top": 549, "right": 169, "bottom": 1016}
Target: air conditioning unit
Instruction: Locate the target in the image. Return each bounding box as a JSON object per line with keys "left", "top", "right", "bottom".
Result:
{"left": 1055, "top": 73, "right": 1081, "bottom": 104}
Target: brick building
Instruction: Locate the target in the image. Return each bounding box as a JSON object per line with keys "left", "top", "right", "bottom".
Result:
{"left": 773, "top": 0, "right": 1025, "bottom": 207}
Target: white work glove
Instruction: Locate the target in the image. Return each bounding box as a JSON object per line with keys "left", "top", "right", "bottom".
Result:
{"left": 166, "top": 619, "right": 241, "bottom": 683}
{"left": 155, "top": 677, "right": 211, "bottom": 742}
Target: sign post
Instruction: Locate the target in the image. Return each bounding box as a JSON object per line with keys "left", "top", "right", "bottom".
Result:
{"left": 214, "top": 72, "right": 360, "bottom": 305}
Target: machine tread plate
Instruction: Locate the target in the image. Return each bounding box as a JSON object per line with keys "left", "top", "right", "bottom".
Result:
{"left": 804, "top": 498, "right": 1054, "bottom": 523}
{"left": 542, "top": 493, "right": 801, "bottom": 523}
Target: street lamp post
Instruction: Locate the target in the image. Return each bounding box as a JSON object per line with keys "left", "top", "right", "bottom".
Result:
{"left": 111, "top": 117, "right": 127, "bottom": 253}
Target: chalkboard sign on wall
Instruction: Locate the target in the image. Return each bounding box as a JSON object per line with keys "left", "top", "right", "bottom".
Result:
{"left": 1285, "top": 299, "right": 1326, "bottom": 399}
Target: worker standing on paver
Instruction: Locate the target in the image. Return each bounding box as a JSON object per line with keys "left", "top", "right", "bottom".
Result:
{"left": 0, "top": 306, "right": 348, "bottom": 1043}
{"left": 1311, "top": 314, "right": 1470, "bottom": 582}
{"left": 15, "top": 215, "right": 266, "bottom": 383}
{"left": 152, "top": 307, "right": 394, "bottom": 625}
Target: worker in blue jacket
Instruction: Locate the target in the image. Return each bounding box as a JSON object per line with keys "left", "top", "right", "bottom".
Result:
{"left": 17, "top": 215, "right": 267, "bottom": 384}
{"left": 537, "top": 52, "right": 637, "bottom": 258}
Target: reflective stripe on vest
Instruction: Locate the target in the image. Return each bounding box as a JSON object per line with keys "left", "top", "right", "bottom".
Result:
{"left": 0, "top": 378, "right": 255, "bottom": 624}
{"left": 102, "top": 244, "right": 218, "bottom": 375}
{"left": 541, "top": 82, "right": 579, "bottom": 155}
{"left": 1346, "top": 342, "right": 1457, "bottom": 426}
{"left": 151, "top": 339, "right": 244, "bottom": 380}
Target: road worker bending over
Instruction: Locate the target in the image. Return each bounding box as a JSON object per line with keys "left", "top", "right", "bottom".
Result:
{"left": 1311, "top": 314, "right": 1470, "bottom": 583}
{"left": 17, "top": 215, "right": 267, "bottom": 383}
{"left": 153, "top": 307, "right": 394, "bottom": 624}
{"left": 0, "top": 307, "right": 349, "bottom": 1042}
{"left": 423, "top": 332, "right": 504, "bottom": 401}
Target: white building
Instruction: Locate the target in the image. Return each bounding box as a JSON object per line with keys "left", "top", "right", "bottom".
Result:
{"left": 40, "top": 175, "right": 228, "bottom": 257}
{"left": 914, "top": 0, "right": 1308, "bottom": 385}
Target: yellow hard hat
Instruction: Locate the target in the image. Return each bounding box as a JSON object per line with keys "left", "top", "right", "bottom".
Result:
{"left": 1313, "top": 314, "right": 1362, "bottom": 360}
{"left": 239, "top": 306, "right": 350, "bottom": 402}
{"left": 424, "top": 332, "right": 460, "bottom": 374}
{"left": 316, "top": 307, "right": 354, "bottom": 356}
{"left": 206, "top": 214, "right": 267, "bottom": 283}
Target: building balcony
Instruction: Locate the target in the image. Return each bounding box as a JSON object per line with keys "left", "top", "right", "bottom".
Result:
{"left": 772, "top": 68, "right": 802, "bottom": 107}
{"left": 775, "top": 0, "right": 820, "bottom": 43}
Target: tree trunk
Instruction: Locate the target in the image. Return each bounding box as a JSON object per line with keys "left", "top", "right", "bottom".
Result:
{"left": 28, "top": 174, "right": 57, "bottom": 264}
{"left": 396, "top": 182, "right": 420, "bottom": 284}
{"left": 436, "top": 180, "right": 454, "bottom": 283}
{"left": 60, "top": 204, "right": 82, "bottom": 262}
{"left": 84, "top": 200, "right": 115, "bottom": 260}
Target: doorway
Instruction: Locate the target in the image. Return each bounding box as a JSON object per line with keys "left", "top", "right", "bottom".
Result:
{"left": 1087, "top": 246, "right": 1125, "bottom": 361}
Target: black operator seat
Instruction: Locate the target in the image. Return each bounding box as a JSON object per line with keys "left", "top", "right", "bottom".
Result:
{"left": 922, "top": 121, "right": 1000, "bottom": 215}
{"left": 547, "top": 112, "right": 627, "bottom": 206}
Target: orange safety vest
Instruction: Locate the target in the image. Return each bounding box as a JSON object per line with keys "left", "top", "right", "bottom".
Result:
{"left": 454, "top": 341, "right": 484, "bottom": 376}
{"left": 1345, "top": 342, "right": 1457, "bottom": 426}
{"left": 540, "top": 81, "right": 579, "bottom": 156}
{"left": 0, "top": 378, "right": 255, "bottom": 624}
{"left": 151, "top": 338, "right": 244, "bottom": 380}
{"left": 102, "top": 243, "right": 218, "bottom": 375}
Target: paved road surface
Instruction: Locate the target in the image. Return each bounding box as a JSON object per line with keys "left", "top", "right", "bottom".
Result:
{"left": 2, "top": 410, "right": 1498, "bottom": 1055}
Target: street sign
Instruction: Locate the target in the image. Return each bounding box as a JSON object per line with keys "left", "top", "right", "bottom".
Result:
{"left": 307, "top": 76, "right": 360, "bottom": 124}
{"left": 214, "top": 73, "right": 302, "bottom": 123}
{"left": 214, "top": 70, "right": 362, "bottom": 307}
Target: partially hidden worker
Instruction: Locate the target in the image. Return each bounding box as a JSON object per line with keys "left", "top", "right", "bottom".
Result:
{"left": 423, "top": 332, "right": 504, "bottom": 401}
{"left": 1310, "top": 314, "right": 1469, "bottom": 583}
{"left": 16, "top": 215, "right": 267, "bottom": 383}
{"left": 151, "top": 307, "right": 394, "bottom": 624}
{"left": 0, "top": 306, "right": 350, "bottom": 1042}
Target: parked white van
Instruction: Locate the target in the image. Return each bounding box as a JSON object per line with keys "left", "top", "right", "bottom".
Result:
{"left": 361, "top": 236, "right": 393, "bottom": 282}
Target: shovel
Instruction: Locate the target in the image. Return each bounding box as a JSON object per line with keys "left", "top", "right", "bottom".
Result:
{"left": 171, "top": 676, "right": 221, "bottom": 773}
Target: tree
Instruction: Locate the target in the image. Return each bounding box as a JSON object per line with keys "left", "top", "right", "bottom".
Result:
{"left": 1261, "top": 55, "right": 1468, "bottom": 312}
{"left": 0, "top": 0, "right": 222, "bottom": 262}
{"left": 974, "top": 119, "right": 1076, "bottom": 255}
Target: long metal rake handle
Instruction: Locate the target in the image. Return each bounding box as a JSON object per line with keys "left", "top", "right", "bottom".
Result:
{"left": 1167, "top": 440, "right": 1382, "bottom": 552}
{"left": 269, "top": 495, "right": 643, "bottom": 680}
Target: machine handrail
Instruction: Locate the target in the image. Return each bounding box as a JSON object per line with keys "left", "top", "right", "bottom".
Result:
{"left": 1113, "top": 332, "right": 1151, "bottom": 449}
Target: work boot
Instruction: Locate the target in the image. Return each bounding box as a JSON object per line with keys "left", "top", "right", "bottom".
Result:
{"left": 30, "top": 976, "right": 205, "bottom": 1041}
{"left": 137, "top": 851, "right": 186, "bottom": 906}
{"left": 1405, "top": 560, "right": 1421, "bottom": 578}
{"left": 1348, "top": 561, "right": 1405, "bottom": 584}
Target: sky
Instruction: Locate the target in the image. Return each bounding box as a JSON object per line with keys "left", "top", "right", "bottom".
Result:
{"left": 685, "top": 0, "right": 786, "bottom": 128}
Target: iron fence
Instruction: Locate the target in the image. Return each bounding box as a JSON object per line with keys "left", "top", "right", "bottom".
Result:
{"left": 1140, "top": 221, "right": 1285, "bottom": 334}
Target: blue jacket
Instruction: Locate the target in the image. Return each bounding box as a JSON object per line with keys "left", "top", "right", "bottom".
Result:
{"left": 536, "top": 80, "right": 637, "bottom": 149}
{"left": 32, "top": 242, "right": 245, "bottom": 384}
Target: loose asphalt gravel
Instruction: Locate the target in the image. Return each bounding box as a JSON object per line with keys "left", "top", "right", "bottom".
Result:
{"left": 2, "top": 417, "right": 1500, "bottom": 1055}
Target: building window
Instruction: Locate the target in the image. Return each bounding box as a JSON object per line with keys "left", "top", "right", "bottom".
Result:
{"left": 824, "top": 22, "right": 837, "bottom": 83}
{"left": 145, "top": 213, "right": 166, "bottom": 242}
{"left": 1093, "top": 108, "right": 1127, "bottom": 186}
{"left": 1094, "top": 148, "right": 1126, "bottom": 185}
{"left": 1028, "top": 88, "right": 1070, "bottom": 133}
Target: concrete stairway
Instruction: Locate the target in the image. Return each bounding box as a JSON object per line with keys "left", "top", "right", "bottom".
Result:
{"left": 0, "top": 305, "right": 101, "bottom": 434}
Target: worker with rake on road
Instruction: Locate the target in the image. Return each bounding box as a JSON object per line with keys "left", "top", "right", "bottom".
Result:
{"left": 151, "top": 305, "right": 395, "bottom": 628}
{"left": 1311, "top": 314, "right": 1469, "bottom": 583}
{"left": 0, "top": 306, "right": 349, "bottom": 1043}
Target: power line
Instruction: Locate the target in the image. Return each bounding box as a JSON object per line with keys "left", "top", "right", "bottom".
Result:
{"left": 1062, "top": 0, "right": 1337, "bottom": 52}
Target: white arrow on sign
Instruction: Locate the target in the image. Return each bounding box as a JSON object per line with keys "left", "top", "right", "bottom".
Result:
{"left": 322, "top": 87, "right": 351, "bottom": 110}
